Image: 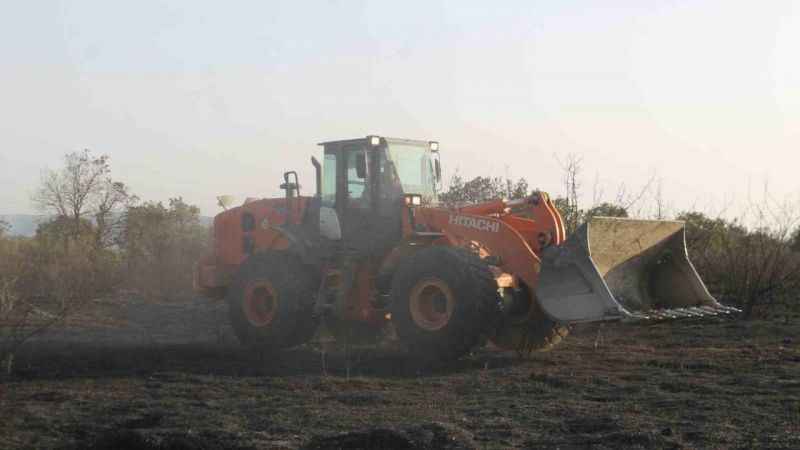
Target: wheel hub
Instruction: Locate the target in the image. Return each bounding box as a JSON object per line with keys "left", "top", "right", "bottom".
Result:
{"left": 244, "top": 282, "right": 278, "bottom": 327}
{"left": 408, "top": 278, "right": 455, "bottom": 331}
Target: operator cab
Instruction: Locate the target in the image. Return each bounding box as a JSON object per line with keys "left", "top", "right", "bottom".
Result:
{"left": 317, "top": 135, "right": 441, "bottom": 209}
{"left": 312, "top": 135, "right": 442, "bottom": 251}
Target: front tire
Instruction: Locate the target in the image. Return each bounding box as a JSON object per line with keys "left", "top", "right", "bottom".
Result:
{"left": 389, "top": 246, "right": 500, "bottom": 362}
{"left": 491, "top": 299, "right": 570, "bottom": 354}
{"left": 227, "top": 251, "right": 317, "bottom": 350}
{"left": 491, "top": 281, "right": 570, "bottom": 354}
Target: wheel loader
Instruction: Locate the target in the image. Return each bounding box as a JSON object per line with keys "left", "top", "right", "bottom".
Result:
{"left": 194, "top": 135, "right": 738, "bottom": 360}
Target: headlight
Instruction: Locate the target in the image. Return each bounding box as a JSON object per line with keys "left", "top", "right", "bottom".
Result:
{"left": 404, "top": 194, "right": 422, "bottom": 206}
{"left": 369, "top": 135, "right": 381, "bottom": 146}
{"left": 429, "top": 141, "right": 439, "bottom": 151}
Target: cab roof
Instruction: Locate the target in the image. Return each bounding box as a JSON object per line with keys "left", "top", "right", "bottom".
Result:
{"left": 317, "top": 135, "right": 432, "bottom": 147}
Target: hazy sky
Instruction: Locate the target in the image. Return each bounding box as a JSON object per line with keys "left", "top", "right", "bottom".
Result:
{"left": 1, "top": 1, "right": 798, "bottom": 217}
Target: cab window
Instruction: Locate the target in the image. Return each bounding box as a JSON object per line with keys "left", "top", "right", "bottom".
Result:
{"left": 345, "top": 146, "right": 369, "bottom": 207}
{"left": 321, "top": 153, "right": 337, "bottom": 207}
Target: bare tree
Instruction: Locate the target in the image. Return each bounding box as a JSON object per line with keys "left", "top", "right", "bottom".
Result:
{"left": 613, "top": 172, "right": 657, "bottom": 218}
{"left": 555, "top": 153, "right": 582, "bottom": 234}
{"left": 653, "top": 177, "right": 666, "bottom": 220}
{"left": 591, "top": 171, "right": 604, "bottom": 208}
{"left": 32, "top": 149, "right": 135, "bottom": 249}
{"left": 95, "top": 180, "right": 137, "bottom": 249}
{"left": 2, "top": 149, "right": 136, "bottom": 375}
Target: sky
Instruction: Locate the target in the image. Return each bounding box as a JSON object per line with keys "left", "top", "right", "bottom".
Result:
{"left": 0, "top": 0, "right": 798, "bottom": 218}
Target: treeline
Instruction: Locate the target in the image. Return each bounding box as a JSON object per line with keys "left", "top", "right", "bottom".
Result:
{"left": 3, "top": 149, "right": 799, "bottom": 370}
{"left": 0, "top": 199, "right": 206, "bottom": 303}
{"left": 5, "top": 149, "right": 795, "bottom": 322}
{"left": 1, "top": 150, "right": 209, "bottom": 370}
{"left": 6, "top": 150, "right": 208, "bottom": 301}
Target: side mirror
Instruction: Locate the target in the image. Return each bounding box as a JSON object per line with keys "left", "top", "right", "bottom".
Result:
{"left": 355, "top": 153, "right": 367, "bottom": 179}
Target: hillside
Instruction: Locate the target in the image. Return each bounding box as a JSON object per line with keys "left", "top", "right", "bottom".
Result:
{"left": 0, "top": 214, "right": 44, "bottom": 237}
{"left": 0, "top": 214, "right": 213, "bottom": 237}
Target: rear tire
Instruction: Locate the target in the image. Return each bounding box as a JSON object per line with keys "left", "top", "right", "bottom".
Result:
{"left": 227, "top": 251, "right": 317, "bottom": 350}
{"left": 389, "top": 246, "right": 500, "bottom": 362}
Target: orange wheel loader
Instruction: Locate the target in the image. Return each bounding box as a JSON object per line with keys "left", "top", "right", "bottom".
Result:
{"left": 194, "top": 136, "right": 738, "bottom": 360}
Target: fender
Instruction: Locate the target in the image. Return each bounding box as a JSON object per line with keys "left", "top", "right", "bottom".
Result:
{"left": 268, "top": 224, "right": 326, "bottom": 268}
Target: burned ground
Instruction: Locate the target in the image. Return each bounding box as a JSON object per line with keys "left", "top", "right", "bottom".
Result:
{"left": 1, "top": 297, "right": 798, "bottom": 449}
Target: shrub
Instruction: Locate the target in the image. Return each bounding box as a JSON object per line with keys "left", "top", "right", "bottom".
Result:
{"left": 121, "top": 198, "right": 209, "bottom": 301}
{"left": 679, "top": 211, "right": 800, "bottom": 319}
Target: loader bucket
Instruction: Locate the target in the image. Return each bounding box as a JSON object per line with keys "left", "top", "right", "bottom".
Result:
{"left": 535, "top": 217, "right": 737, "bottom": 323}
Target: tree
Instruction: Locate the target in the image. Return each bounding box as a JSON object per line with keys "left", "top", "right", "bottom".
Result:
{"left": 506, "top": 178, "right": 529, "bottom": 200}
{"left": 791, "top": 227, "right": 800, "bottom": 253}
{"left": 552, "top": 197, "right": 580, "bottom": 235}
{"left": 0, "top": 219, "right": 8, "bottom": 237}
{"left": 8, "top": 150, "right": 132, "bottom": 332}
{"left": 33, "top": 149, "right": 135, "bottom": 249}
{"left": 584, "top": 202, "right": 628, "bottom": 220}
{"left": 439, "top": 173, "right": 529, "bottom": 206}
{"left": 556, "top": 153, "right": 582, "bottom": 235}
{"left": 35, "top": 215, "right": 94, "bottom": 244}
{"left": 122, "top": 198, "right": 208, "bottom": 300}
{"left": 3, "top": 150, "right": 135, "bottom": 375}
{"left": 552, "top": 199, "right": 627, "bottom": 236}
{"left": 677, "top": 212, "right": 733, "bottom": 255}
{"left": 95, "top": 180, "right": 136, "bottom": 249}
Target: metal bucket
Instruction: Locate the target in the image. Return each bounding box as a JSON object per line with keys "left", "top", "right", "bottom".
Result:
{"left": 535, "top": 217, "right": 738, "bottom": 323}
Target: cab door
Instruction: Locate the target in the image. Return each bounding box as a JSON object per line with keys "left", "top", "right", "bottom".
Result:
{"left": 322, "top": 142, "right": 401, "bottom": 256}
{"left": 338, "top": 144, "right": 374, "bottom": 254}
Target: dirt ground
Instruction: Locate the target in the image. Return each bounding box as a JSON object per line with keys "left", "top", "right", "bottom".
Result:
{"left": 1, "top": 296, "right": 798, "bottom": 449}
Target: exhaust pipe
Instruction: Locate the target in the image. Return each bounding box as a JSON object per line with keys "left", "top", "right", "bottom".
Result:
{"left": 311, "top": 156, "right": 322, "bottom": 197}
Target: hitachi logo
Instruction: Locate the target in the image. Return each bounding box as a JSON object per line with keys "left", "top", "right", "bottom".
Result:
{"left": 448, "top": 215, "right": 501, "bottom": 233}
